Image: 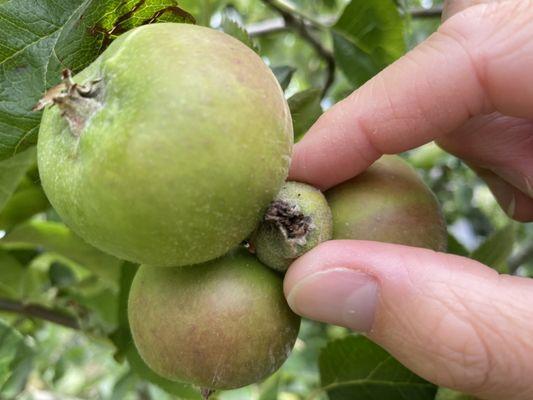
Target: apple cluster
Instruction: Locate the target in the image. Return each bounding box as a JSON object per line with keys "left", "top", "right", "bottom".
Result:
{"left": 36, "top": 23, "right": 446, "bottom": 395}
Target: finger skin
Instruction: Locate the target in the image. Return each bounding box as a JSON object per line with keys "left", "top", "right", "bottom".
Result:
{"left": 289, "top": 1, "right": 533, "bottom": 190}
{"left": 436, "top": 113, "right": 533, "bottom": 220}
{"left": 284, "top": 240, "right": 533, "bottom": 400}
{"left": 442, "top": 0, "right": 501, "bottom": 20}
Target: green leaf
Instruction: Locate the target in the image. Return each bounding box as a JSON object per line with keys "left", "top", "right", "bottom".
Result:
{"left": 221, "top": 17, "right": 258, "bottom": 52}
{"left": 0, "top": 249, "right": 26, "bottom": 298}
{"left": 0, "top": 319, "right": 35, "bottom": 398}
{"left": 1, "top": 220, "right": 121, "bottom": 284}
{"left": 408, "top": 142, "right": 447, "bottom": 170}
{"left": 435, "top": 387, "right": 479, "bottom": 400}
{"left": 0, "top": 179, "right": 49, "bottom": 231}
{"left": 109, "top": 262, "right": 138, "bottom": 361}
{"left": 257, "top": 373, "right": 281, "bottom": 400}
{"left": 271, "top": 65, "right": 296, "bottom": 91}
{"left": 288, "top": 88, "right": 323, "bottom": 142}
{"left": 49, "top": 261, "right": 77, "bottom": 288}
{"left": 319, "top": 335, "right": 437, "bottom": 400}
{"left": 471, "top": 224, "right": 517, "bottom": 273}
{"left": 0, "top": 0, "right": 194, "bottom": 161}
{"left": 0, "top": 148, "right": 36, "bottom": 211}
{"left": 446, "top": 233, "right": 469, "bottom": 257}
{"left": 333, "top": 0, "right": 405, "bottom": 87}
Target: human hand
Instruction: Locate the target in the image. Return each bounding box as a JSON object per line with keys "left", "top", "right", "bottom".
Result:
{"left": 284, "top": 1, "right": 533, "bottom": 399}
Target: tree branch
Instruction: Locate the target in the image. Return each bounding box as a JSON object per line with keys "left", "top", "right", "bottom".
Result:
{"left": 248, "top": 6, "right": 443, "bottom": 36}
{"left": 0, "top": 298, "right": 80, "bottom": 330}
{"left": 409, "top": 5, "right": 443, "bottom": 19}
{"left": 261, "top": 0, "right": 335, "bottom": 98}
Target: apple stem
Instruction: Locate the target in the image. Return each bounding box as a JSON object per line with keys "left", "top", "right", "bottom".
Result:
{"left": 33, "top": 69, "right": 104, "bottom": 137}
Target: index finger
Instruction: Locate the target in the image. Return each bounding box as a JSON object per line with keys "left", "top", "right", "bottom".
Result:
{"left": 289, "top": 1, "right": 533, "bottom": 189}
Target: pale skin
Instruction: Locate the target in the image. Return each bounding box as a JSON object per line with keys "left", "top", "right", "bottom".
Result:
{"left": 283, "top": 1, "right": 533, "bottom": 399}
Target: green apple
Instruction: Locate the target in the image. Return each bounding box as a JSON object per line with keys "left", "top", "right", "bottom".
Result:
{"left": 37, "top": 23, "right": 293, "bottom": 266}
{"left": 128, "top": 248, "right": 301, "bottom": 390}
{"left": 326, "top": 156, "right": 447, "bottom": 251}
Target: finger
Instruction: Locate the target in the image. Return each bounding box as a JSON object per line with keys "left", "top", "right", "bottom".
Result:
{"left": 437, "top": 113, "right": 533, "bottom": 193}
{"left": 289, "top": 0, "right": 533, "bottom": 189}
{"left": 442, "top": 0, "right": 501, "bottom": 20}
{"left": 284, "top": 240, "right": 533, "bottom": 400}
{"left": 435, "top": 113, "right": 533, "bottom": 221}
{"left": 473, "top": 166, "right": 533, "bottom": 222}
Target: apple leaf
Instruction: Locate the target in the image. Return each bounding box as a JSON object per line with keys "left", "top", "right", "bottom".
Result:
{"left": 0, "top": 0, "right": 194, "bottom": 161}
{"left": 333, "top": 0, "right": 405, "bottom": 87}
{"left": 471, "top": 224, "right": 517, "bottom": 273}
{"left": 0, "top": 319, "right": 36, "bottom": 398}
{"left": 221, "top": 17, "right": 258, "bottom": 53}
{"left": 1, "top": 220, "right": 121, "bottom": 285}
{"left": 272, "top": 65, "right": 296, "bottom": 91}
{"left": 0, "top": 148, "right": 36, "bottom": 212}
{"left": 288, "top": 88, "right": 323, "bottom": 142}
{"left": 319, "top": 335, "right": 437, "bottom": 400}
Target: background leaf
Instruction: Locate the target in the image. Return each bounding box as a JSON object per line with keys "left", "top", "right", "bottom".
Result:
{"left": 319, "top": 335, "right": 437, "bottom": 400}
{"left": 271, "top": 65, "right": 296, "bottom": 91}
{"left": 0, "top": 148, "right": 36, "bottom": 211}
{"left": 471, "top": 224, "right": 517, "bottom": 273}
{"left": 0, "top": 319, "right": 35, "bottom": 398}
{"left": 221, "top": 17, "right": 258, "bottom": 52}
{"left": 0, "top": 249, "right": 26, "bottom": 299}
{"left": 0, "top": 0, "right": 194, "bottom": 160}
{"left": 1, "top": 220, "right": 121, "bottom": 284}
{"left": 333, "top": 0, "right": 405, "bottom": 87}
{"left": 435, "top": 387, "right": 479, "bottom": 400}
{"left": 288, "top": 88, "right": 323, "bottom": 142}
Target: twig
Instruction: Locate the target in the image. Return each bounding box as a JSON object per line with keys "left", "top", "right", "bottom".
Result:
{"left": 409, "top": 5, "right": 443, "bottom": 18}
{"left": 509, "top": 243, "right": 533, "bottom": 275}
{"left": 0, "top": 298, "right": 80, "bottom": 330}
{"left": 261, "top": 0, "right": 335, "bottom": 98}
{"left": 248, "top": 6, "right": 443, "bottom": 36}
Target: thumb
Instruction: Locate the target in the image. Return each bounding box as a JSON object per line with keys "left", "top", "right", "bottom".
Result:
{"left": 284, "top": 240, "right": 533, "bottom": 400}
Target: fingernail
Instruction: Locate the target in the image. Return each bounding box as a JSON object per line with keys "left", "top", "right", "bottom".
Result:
{"left": 286, "top": 268, "right": 378, "bottom": 332}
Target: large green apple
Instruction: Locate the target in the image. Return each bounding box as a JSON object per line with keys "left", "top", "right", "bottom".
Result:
{"left": 37, "top": 23, "right": 293, "bottom": 266}
{"left": 128, "top": 248, "right": 301, "bottom": 390}
{"left": 326, "top": 155, "right": 447, "bottom": 251}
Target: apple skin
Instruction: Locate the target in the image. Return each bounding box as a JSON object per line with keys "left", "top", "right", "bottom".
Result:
{"left": 128, "top": 248, "right": 301, "bottom": 390}
{"left": 37, "top": 23, "right": 293, "bottom": 267}
{"left": 326, "top": 156, "right": 447, "bottom": 251}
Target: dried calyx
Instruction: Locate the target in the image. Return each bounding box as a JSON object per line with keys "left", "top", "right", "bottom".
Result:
{"left": 33, "top": 69, "right": 104, "bottom": 137}
{"left": 264, "top": 199, "right": 313, "bottom": 246}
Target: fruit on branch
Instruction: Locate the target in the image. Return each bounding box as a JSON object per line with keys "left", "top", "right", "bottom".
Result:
{"left": 128, "top": 248, "right": 301, "bottom": 390}
{"left": 326, "top": 155, "right": 447, "bottom": 251}
{"left": 37, "top": 23, "right": 293, "bottom": 267}
{"left": 251, "top": 181, "right": 332, "bottom": 271}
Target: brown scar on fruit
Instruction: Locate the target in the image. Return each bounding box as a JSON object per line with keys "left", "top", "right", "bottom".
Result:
{"left": 264, "top": 200, "right": 314, "bottom": 246}
{"left": 89, "top": 0, "right": 196, "bottom": 50}
{"left": 33, "top": 69, "right": 104, "bottom": 137}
